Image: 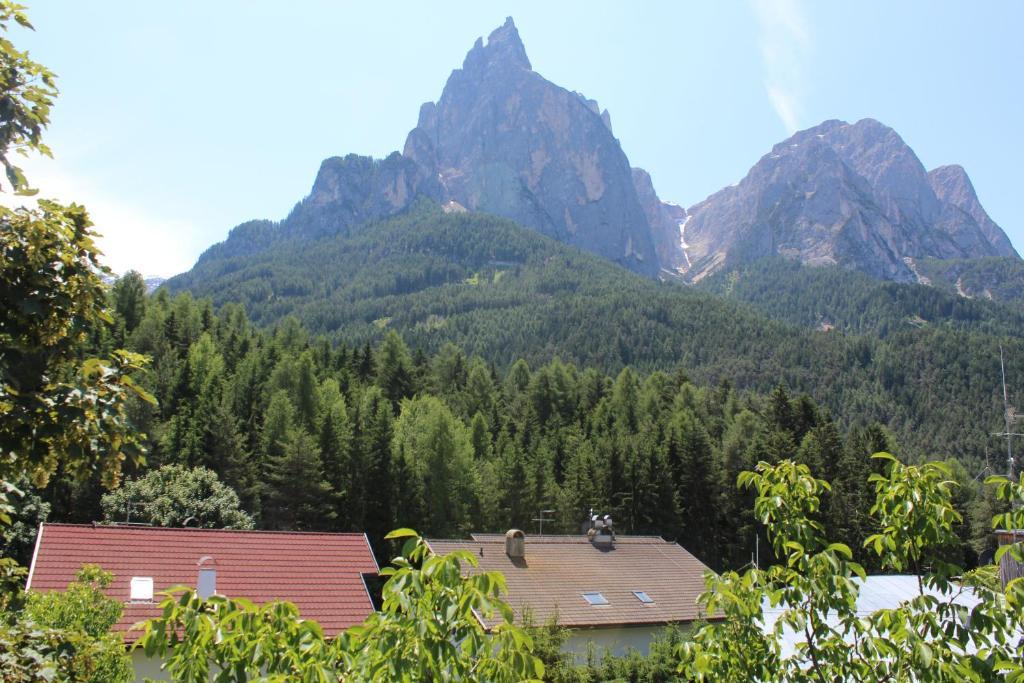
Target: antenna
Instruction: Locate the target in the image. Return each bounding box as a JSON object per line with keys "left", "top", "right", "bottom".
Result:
{"left": 992, "top": 345, "right": 1023, "bottom": 484}
{"left": 123, "top": 500, "right": 144, "bottom": 524}
{"left": 531, "top": 509, "right": 555, "bottom": 535}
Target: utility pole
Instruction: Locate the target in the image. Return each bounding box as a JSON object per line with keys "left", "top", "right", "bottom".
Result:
{"left": 993, "top": 346, "right": 1023, "bottom": 484}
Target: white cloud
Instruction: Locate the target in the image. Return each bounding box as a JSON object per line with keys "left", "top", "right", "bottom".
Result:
{"left": 0, "top": 156, "right": 199, "bottom": 278}
{"left": 752, "top": 0, "right": 811, "bottom": 134}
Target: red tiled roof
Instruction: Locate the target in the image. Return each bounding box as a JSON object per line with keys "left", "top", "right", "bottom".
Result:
{"left": 426, "top": 533, "right": 718, "bottom": 630}
{"left": 27, "top": 523, "right": 379, "bottom": 643}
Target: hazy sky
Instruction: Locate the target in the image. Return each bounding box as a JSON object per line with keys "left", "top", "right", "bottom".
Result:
{"left": 7, "top": 1, "right": 1023, "bottom": 276}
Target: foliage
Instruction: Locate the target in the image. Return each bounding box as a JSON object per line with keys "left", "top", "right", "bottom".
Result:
{"left": 677, "top": 455, "right": 1024, "bottom": 682}
{"left": 46, "top": 282, "right": 1004, "bottom": 572}
{"left": 137, "top": 529, "right": 545, "bottom": 682}
{"left": 0, "top": 564, "right": 133, "bottom": 683}
{"left": 0, "top": 0, "right": 57, "bottom": 194}
{"left": 531, "top": 617, "right": 690, "bottom": 683}
{"left": 700, "top": 256, "right": 1024, "bottom": 337}
{"left": 0, "top": 476, "right": 48, "bottom": 564}
{"left": 0, "top": 200, "right": 155, "bottom": 495}
{"left": 100, "top": 464, "right": 255, "bottom": 529}
{"left": 164, "top": 201, "right": 1024, "bottom": 467}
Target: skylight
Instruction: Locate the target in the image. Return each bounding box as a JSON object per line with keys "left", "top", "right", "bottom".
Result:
{"left": 633, "top": 590, "right": 654, "bottom": 604}
{"left": 582, "top": 592, "right": 609, "bottom": 605}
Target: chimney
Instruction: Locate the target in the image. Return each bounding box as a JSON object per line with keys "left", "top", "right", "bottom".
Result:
{"left": 197, "top": 555, "right": 217, "bottom": 598}
{"left": 505, "top": 529, "right": 525, "bottom": 559}
{"left": 586, "top": 512, "right": 615, "bottom": 546}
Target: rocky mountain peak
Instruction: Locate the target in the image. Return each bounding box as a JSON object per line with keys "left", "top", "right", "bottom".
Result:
{"left": 462, "top": 16, "right": 531, "bottom": 74}
{"left": 670, "top": 118, "right": 1019, "bottom": 282}
{"left": 402, "top": 17, "right": 659, "bottom": 275}
{"left": 929, "top": 164, "right": 1019, "bottom": 258}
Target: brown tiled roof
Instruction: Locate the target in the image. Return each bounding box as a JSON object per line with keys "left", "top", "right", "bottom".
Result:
{"left": 426, "top": 533, "right": 717, "bottom": 629}
{"left": 27, "top": 523, "right": 378, "bottom": 643}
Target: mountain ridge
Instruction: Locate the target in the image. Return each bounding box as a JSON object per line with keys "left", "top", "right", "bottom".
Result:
{"left": 178, "top": 18, "right": 1016, "bottom": 296}
{"left": 671, "top": 118, "right": 1017, "bottom": 282}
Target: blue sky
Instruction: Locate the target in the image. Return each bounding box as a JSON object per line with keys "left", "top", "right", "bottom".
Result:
{"left": 8, "top": 1, "right": 1023, "bottom": 276}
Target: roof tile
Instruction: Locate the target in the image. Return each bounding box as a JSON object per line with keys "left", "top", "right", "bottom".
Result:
{"left": 28, "top": 524, "right": 378, "bottom": 642}
{"left": 427, "top": 533, "right": 717, "bottom": 629}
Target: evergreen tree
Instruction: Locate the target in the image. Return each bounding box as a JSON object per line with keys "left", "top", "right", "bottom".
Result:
{"left": 319, "top": 386, "right": 353, "bottom": 528}
{"left": 392, "top": 395, "right": 474, "bottom": 536}
{"left": 375, "top": 331, "right": 416, "bottom": 409}
{"left": 356, "top": 387, "right": 395, "bottom": 541}
{"left": 263, "top": 428, "right": 334, "bottom": 531}
{"left": 111, "top": 271, "right": 147, "bottom": 338}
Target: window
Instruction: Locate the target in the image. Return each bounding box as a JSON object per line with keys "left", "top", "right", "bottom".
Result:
{"left": 582, "top": 591, "right": 609, "bottom": 605}
{"left": 130, "top": 576, "right": 154, "bottom": 602}
{"left": 632, "top": 590, "right": 654, "bottom": 604}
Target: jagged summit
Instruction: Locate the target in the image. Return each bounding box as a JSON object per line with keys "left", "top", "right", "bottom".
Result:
{"left": 403, "top": 16, "right": 660, "bottom": 275}
{"left": 178, "top": 19, "right": 1014, "bottom": 291}
{"left": 665, "top": 118, "right": 1018, "bottom": 282}
{"left": 462, "top": 17, "right": 532, "bottom": 73}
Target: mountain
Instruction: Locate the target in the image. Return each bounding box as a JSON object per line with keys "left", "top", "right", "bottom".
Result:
{"left": 404, "top": 18, "right": 659, "bottom": 275}
{"left": 668, "top": 119, "right": 1018, "bottom": 282}
{"left": 698, "top": 256, "right": 1024, "bottom": 337}
{"left": 185, "top": 17, "right": 667, "bottom": 278}
{"left": 928, "top": 164, "right": 1018, "bottom": 258}
{"left": 165, "top": 199, "right": 1024, "bottom": 464}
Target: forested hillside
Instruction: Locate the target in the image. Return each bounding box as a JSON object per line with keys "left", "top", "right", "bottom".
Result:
{"left": 164, "top": 201, "right": 1022, "bottom": 466}
{"left": 24, "top": 279, "right": 999, "bottom": 575}
{"left": 698, "top": 257, "right": 1024, "bottom": 337}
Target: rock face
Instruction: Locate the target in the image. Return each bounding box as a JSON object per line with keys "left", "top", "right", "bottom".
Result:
{"left": 404, "top": 18, "right": 658, "bottom": 275}
{"left": 183, "top": 22, "right": 1015, "bottom": 287}
{"left": 928, "top": 164, "right": 1018, "bottom": 258}
{"left": 631, "top": 167, "right": 688, "bottom": 274}
{"left": 674, "top": 119, "right": 1018, "bottom": 282}
{"left": 192, "top": 17, "right": 668, "bottom": 277}
{"left": 286, "top": 152, "right": 441, "bottom": 240}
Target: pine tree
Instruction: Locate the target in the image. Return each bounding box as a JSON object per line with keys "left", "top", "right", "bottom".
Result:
{"left": 392, "top": 395, "right": 474, "bottom": 536}
{"left": 319, "top": 390, "right": 353, "bottom": 528}
{"left": 375, "top": 331, "right": 416, "bottom": 409}
{"left": 263, "top": 428, "right": 335, "bottom": 531}
{"left": 356, "top": 387, "right": 395, "bottom": 541}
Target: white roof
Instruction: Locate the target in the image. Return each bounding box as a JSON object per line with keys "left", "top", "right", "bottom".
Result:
{"left": 762, "top": 575, "right": 981, "bottom": 657}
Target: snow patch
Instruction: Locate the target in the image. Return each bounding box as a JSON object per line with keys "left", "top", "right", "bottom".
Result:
{"left": 676, "top": 214, "right": 693, "bottom": 272}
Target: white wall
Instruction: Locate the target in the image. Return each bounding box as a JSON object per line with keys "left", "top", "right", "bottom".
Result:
{"left": 131, "top": 648, "right": 170, "bottom": 682}
{"left": 562, "top": 625, "right": 667, "bottom": 663}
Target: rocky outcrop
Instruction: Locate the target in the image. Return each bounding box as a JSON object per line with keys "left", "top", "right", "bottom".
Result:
{"left": 403, "top": 17, "right": 659, "bottom": 275}
{"left": 674, "top": 119, "right": 1019, "bottom": 282}
{"left": 285, "top": 152, "right": 441, "bottom": 240}
{"left": 928, "top": 164, "right": 1018, "bottom": 258}
{"left": 632, "top": 167, "right": 688, "bottom": 274}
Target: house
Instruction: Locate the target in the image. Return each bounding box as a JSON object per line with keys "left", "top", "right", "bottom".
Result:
{"left": 427, "top": 522, "right": 719, "bottom": 659}
{"left": 26, "top": 523, "right": 379, "bottom": 681}
{"left": 761, "top": 574, "right": 983, "bottom": 657}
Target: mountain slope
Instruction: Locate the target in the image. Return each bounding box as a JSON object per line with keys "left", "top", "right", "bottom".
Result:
{"left": 670, "top": 119, "right": 1018, "bottom": 282}
{"left": 167, "top": 200, "right": 1024, "bottom": 464}
{"left": 183, "top": 17, "right": 670, "bottom": 279}
{"left": 403, "top": 18, "right": 659, "bottom": 275}
{"left": 698, "top": 257, "right": 1024, "bottom": 337}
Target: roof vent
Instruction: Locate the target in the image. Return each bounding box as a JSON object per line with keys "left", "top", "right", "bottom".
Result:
{"left": 130, "top": 576, "right": 154, "bottom": 602}
{"left": 197, "top": 555, "right": 217, "bottom": 599}
{"left": 586, "top": 511, "right": 615, "bottom": 545}
{"left": 505, "top": 529, "right": 525, "bottom": 559}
